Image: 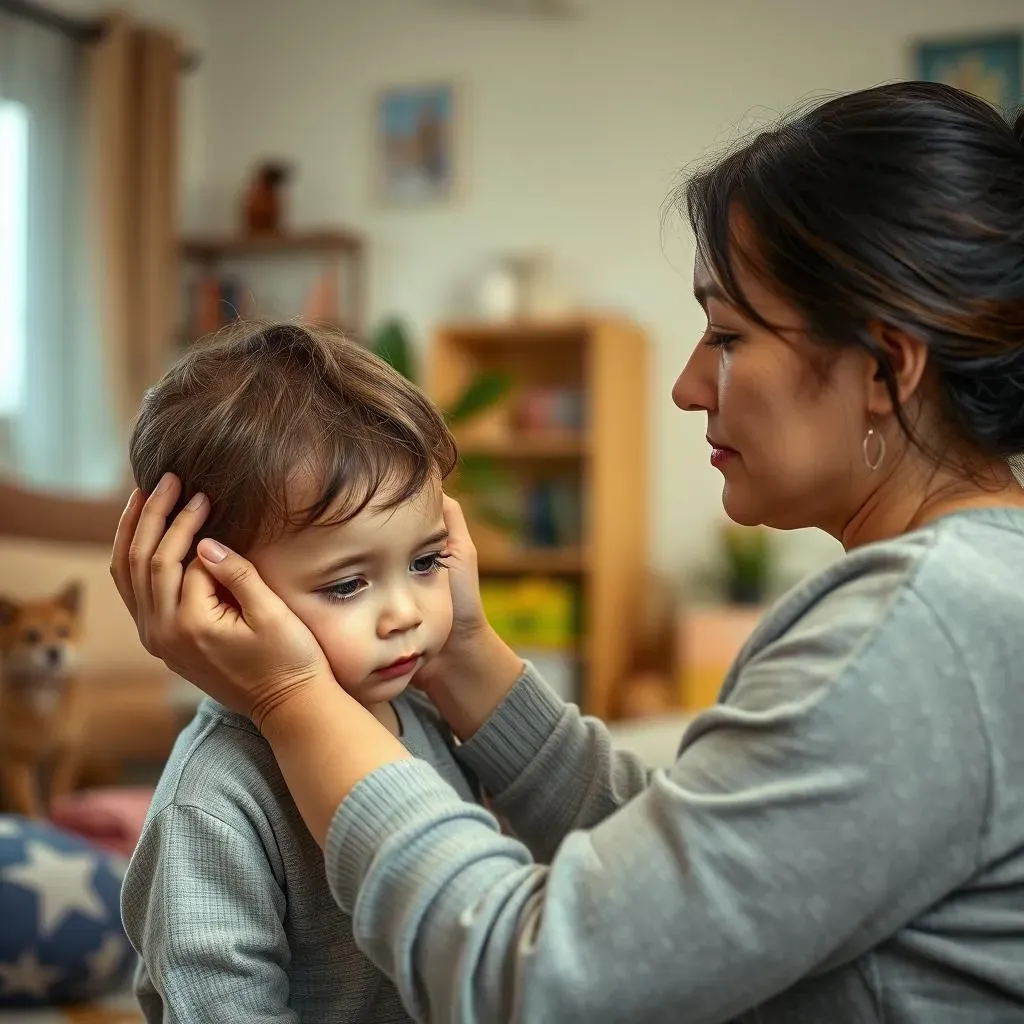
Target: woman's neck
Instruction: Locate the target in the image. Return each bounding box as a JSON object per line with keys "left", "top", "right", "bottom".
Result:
{"left": 840, "top": 454, "right": 1024, "bottom": 551}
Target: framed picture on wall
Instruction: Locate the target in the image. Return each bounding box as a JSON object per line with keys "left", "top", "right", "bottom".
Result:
{"left": 375, "top": 81, "right": 458, "bottom": 206}
{"left": 914, "top": 32, "right": 1022, "bottom": 113}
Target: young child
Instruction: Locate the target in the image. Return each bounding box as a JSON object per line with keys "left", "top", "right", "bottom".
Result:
{"left": 120, "top": 321, "right": 481, "bottom": 1023}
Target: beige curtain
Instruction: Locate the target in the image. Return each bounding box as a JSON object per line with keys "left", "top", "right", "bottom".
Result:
{"left": 85, "top": 12, "right": 180, "bottom": 432}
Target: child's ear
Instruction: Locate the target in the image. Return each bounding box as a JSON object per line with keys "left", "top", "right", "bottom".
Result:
{"left": 0, "top": 597, "right": 17, "bottom": 626}
{"left": 56, "top": 581, "right": 83, "bottom": 615}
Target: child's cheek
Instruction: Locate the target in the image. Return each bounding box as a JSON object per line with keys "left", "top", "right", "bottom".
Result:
{"left": 321, "top": 628, "right": 376, "bottom": 694}
{"left": 300, "top": 604, "right": 376, "bottom": 693}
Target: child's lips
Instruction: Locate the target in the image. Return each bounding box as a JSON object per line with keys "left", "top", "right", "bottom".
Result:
{"left": 373, "top": 654, "right": 421, "bottom": 680}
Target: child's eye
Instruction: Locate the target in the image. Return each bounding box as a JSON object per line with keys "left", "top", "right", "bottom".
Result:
{"left": 411, "top": 552, "right": 449, "bottom": 576}
{"left": 320, "top": 577, "right": 365, "bottom": 604}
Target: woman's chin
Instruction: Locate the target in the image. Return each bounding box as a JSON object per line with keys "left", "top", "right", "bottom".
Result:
{"left": 721, "top": 484, "right": 765, "bottom": 528}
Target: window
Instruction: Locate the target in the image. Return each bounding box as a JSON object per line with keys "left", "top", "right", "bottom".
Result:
{"left": 0, "top": 99, "right": 28, "bottom": 416}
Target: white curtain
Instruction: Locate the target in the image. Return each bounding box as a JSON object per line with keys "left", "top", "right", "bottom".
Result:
{"left": 0, "top": 11, "right": 121, "bottom": 495}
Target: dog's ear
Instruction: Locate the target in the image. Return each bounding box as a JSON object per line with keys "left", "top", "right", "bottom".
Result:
{"left": 0, "top": 597, "right": 17, "bottom": 626}
{"left": 56, "top": 581, "right": 83, "bottom": 615}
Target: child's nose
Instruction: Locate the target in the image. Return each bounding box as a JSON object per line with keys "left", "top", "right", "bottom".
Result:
{"left": 377, "top": 590, "right": 423, "bottom": 637}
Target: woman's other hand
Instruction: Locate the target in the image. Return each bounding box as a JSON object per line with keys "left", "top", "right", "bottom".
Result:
{"left": 109, "top": 474, "right": 333, "bottom": 728}
{"left": 413, "top": 495, "right": 525, "bottom": 737}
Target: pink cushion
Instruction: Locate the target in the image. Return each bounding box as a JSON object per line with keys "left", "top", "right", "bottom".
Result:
{"left": 48, "top": 787, "right": 153, "bottom": 857}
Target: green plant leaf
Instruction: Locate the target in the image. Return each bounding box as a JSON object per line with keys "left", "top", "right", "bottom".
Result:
{"left": 370, "top": 318, "right": 417, "bottom": 383}
{"left": 445, "top": 371, "right": 513, "bottom": 425}
{"left": 449, "top": 453, "right": 521, "bottom": 533}
{"left": 456, "top": 453, "right": 504, "bottom": 490}
{"left": 469, "top": 499, "right": 521, "bottom": 533}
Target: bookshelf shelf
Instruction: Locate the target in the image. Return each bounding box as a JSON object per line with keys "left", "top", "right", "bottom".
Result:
{"left": 180, "top": 229, "right": 364, "bottom": 261}
{"left": 459, "top": 433, "right": 588, "bottom": 459}
{"left": 477, "top": 546, "right": 588, "bottom": 574}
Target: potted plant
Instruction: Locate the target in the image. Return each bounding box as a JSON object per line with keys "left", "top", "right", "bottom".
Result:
{"left": 721, "top": 524, "right": 772, "bottom": 605}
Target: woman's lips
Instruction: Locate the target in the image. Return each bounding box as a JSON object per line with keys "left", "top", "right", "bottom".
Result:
{"left": 707, "top": 437, "right": 738, "bottom": 469}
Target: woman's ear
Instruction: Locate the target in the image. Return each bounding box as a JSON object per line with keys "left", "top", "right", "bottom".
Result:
{"left": 865, "top": 322, "right": 929, "bottom": 415}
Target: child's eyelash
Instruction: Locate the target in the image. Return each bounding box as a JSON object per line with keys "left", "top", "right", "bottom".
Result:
{"left": 320, "top": 578, "right": 364, "bottom": 604}
{"left": 412, "top": 551, "right": 450, "bottom": 575}
{"left": 319, "top": 552, "right": 450, "bottom": 604}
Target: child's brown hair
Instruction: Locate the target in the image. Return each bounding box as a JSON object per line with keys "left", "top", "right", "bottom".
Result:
{"left": 129, "top": 320, "right": 458, "bottom": 552}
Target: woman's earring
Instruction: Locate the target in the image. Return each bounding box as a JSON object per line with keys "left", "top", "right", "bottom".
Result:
{"left": 862, "top": 426, "right": 886, "bottom": 472}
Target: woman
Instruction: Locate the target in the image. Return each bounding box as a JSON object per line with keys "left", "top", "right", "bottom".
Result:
{"left": 113, "top": 82, "right": 1024, "bottom": 1022}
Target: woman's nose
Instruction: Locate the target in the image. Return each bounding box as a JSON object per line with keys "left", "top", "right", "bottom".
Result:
{"left": 672, "top": 344, "right": 716, "bottom": 412}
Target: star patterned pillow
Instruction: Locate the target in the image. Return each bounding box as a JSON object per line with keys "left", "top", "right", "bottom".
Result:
{"left": 0, "top": 815, "right": 135, "bottom": 1008}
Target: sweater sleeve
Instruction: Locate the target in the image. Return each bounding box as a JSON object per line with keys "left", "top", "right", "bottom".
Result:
{"left": 325, "top": 583, "right": 991, "bottom": 1024}
{"left": 454, "top": 662, "right": 654, "bottom": 861}
{"left": 121, "top": 803, "right": 298, "bottom": 1024}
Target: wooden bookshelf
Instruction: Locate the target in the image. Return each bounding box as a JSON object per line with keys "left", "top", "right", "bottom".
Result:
{"left": 430, "top": 316, "right": 648, "bottom": 721}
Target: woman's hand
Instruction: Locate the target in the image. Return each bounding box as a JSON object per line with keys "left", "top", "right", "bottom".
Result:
{"left": 109, "top": 474, "right": 333, "bottom": 729}
{"left": 414, "top": 495, "right": 525, "bottom": 738}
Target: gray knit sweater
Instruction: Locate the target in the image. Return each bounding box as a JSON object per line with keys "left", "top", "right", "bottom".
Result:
{"left": 325, "top": 508, "right": 1024, "bottom": 1022}
{"left": 121, "top": 690, "right": 479, "bottom": 1022}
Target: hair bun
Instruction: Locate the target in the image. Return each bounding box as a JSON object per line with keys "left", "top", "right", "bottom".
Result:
{"left": 939, "top": 349, "right": 1024, "bottom": 457}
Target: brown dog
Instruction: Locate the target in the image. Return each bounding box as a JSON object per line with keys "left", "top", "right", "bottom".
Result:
{"left": 0, "top": 582, "right": 85, "bottom": 817}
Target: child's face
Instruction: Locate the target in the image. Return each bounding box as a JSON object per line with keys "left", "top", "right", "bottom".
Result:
{"left": 248, "top": 478, "right": 453, "bottom": 707}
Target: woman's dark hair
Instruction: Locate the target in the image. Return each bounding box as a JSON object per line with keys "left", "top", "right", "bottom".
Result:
{"left": 679, "top": 81, "right": 1024, "bottom": 459}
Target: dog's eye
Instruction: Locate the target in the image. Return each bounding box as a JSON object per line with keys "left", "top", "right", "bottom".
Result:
{"left": 23, "top": 629, "right": 41, "bottom": 644}
{"left": 55, "top": 626, "right": 69, "bottom": 639}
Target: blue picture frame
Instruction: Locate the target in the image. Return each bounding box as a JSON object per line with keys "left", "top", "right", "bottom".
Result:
{"left": 915, "top": 33, "right": 1022, "bottom": 113}
{"left": 376, "top": 82, "right": 457, "bottom": 206}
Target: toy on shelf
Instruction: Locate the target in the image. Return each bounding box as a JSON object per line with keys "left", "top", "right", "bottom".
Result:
{"left": 243, "top": 160, "right": 293, "bottom": 235}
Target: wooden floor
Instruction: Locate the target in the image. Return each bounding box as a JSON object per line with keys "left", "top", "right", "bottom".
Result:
{"left": 0, "top": 988, "right": 142, "bottom": 1023}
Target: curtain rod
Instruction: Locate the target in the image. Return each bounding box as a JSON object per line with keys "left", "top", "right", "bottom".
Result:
{"left": 0, "top": 0, "right": 201, "bottom": 70}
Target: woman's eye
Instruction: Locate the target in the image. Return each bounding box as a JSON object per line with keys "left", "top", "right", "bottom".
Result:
{"left": 322, "top": 578, "right": 365, "bottom": 603}
{"left": 705, "top": 330, "right": 740, "bottom": 350}
{"left": 411, "top": 552, "right": 448, "bottom": 575}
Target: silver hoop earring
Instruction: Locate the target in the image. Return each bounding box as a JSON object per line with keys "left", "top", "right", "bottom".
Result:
{"left": 862, "top": 427, "right": 886, "bottom": 472}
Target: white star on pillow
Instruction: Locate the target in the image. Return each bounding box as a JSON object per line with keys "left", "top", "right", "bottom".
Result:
{"left": 0, "top": 949, "right": 62, "bottom": 999}
{"left": 2, "top": 840, "right": 106, "bottom": 936}
{"left": 0, "top": 817, "right": 22, "bottom": 838}
{"left": 85, "top": 932, "right": 130, "bottom": 987}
